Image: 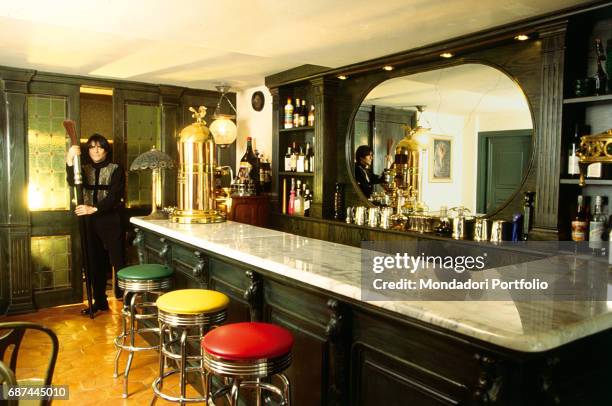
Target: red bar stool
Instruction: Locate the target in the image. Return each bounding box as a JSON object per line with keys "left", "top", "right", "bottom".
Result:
{"left": 152, "top": 289, "right": 229, "bottom": 404}
{"left": 201, "top": 322, "right": 294, "bottom": 405}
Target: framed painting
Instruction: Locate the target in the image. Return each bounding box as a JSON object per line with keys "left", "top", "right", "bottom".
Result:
{"left": 429, "top": 135, "right": 452, "bottom": 182}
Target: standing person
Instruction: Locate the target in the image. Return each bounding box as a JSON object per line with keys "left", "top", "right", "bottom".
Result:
{"left": 66, "top": 134, "right": 126, "bottom": 315}
{"left": 354, "top": 145, "right": 383, "bottom": 198}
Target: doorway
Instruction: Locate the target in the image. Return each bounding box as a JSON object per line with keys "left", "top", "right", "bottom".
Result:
{"left": 476, "top": 129, "right": 532, "bottom": 213}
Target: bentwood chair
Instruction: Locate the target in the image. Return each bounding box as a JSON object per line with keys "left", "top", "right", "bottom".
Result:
{"left": 0, "top": 322, "right": 59, "bottom": 406}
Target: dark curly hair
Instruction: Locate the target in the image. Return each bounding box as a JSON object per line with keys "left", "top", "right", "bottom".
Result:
{"left": 355, "top": 145, "right": 373, "bottom": 162}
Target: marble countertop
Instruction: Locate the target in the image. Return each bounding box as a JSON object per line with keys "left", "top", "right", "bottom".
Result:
{"left": 131, "top": 217, "right": 612, "bottom": 353}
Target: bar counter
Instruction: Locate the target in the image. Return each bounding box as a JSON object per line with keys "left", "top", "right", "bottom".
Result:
{"left": 131, "top": 217, "right": 612, "bottom": 405}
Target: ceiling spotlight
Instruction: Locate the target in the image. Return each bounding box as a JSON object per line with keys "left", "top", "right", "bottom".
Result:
{"left": 382, "top": 65, "right": 394, "bottom": 71}
{"left": 440, "top": 52, "right": 454, "bottom": 59}
{"left": 514, "top": 34, "right": 530, "bottom": 41}
{"left": 338, "top": 75, "right": 348, "bottom": 80}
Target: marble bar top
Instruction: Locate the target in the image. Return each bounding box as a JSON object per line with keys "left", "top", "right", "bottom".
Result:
{"left": 131, "top": 217, "right": 612, "bottom": 353}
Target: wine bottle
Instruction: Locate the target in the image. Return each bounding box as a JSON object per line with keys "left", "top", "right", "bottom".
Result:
{"left": 304, "top": 143, "right": 310, "bottom": 172}
{"left": 304, "top": 187, "right": 311, "bottom": 217}
{"left": 288, "top": 178, "right": 296, "bottom": 215}
{"left": 571, "top": 195, "right": 589, "bottom": 242}
{"left": 293, "top": 98, "right": 301, "bottom": 128}
{"left": 284, "top": 147, "right": 292, "bottom": 172}
{"left": 240, "top": 137, "right": 259, "bottom": 193}
{"left": 589, "top": 195, "right": 606, "bottom": 255}
{"left": 284, "top": 98, "right": 294, "bottom": 129}
{"left": 290, "top": 142, "right": 298, "bottom": 172}
{"left": 299, "top": 99, "right": 307, "bottom": 127}
{"left": 296, "top": 146, "right": 305, "bottom": 173}
{"left": 567, "top": 124, "right": 580, "bottom": 177}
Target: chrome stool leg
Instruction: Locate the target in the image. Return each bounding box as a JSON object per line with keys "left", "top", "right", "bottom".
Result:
{"left": 113, "top": 290, "right": 129, "bottom": 378}
{"left": 123, "top": 293, "right": 137, "bottom": 398}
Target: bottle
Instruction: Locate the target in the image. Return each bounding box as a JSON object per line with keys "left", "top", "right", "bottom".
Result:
{"left": 522, "top": 191, "right": 535, "bottom": 241}
{"left": 294, "top": 180, "right": 303, "bottom": 216}
{"left": 594, "top": 39, "right": 608, "bottom": 96}
{"left": 308, "top": 105, "right": 315, "bottom": 127}
{"left": 304, "top": 143, "right": 310, "bottom": 172}
{"left": 571, "top": 195, "right": 589, "bottom": 242}
{"left": 333, "top": 183, "right": 345, "bottom": 220}
{"left": 304, "top": 187, "right": 311, "bottom": 217}
{"left": 290, "top": 142, "right": 298, "bottom": 172}
{"left": 589, "top": 195, "right": 606, "bottom": 255}
{"left": 296, "top": 146, "right": 305, "bottom": 173}
{"left": 288, "top": 178, "right": 296, "bottom": 215}
{"left": 293, "top": 98, "right": 301, "bottom": 128}
{"left": 284, "top": 147, "right": 292, "bottom": 172}
{"left": 240, "top": 137, "right": 259, "bottom": 193}
{"left": 567, "top": 124, "right": 580, "bottom": 177}
{"left": 308, "top": 143, "right": 315, "bottom": 173}
{"left": 284, "top": 98, "right": 294, "bottom": 129}
{"left": 299, "top": 100, "right": 307, "bottom": 127}
{"left": 258, "top": 153, "right": 266, "bottom": 191}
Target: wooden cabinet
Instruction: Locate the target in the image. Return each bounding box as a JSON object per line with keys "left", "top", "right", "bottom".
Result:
{"left": 228, "top": 195, "right": 270, "bottom": 227}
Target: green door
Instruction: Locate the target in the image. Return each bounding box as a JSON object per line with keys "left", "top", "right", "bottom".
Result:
{"left": 477, "top": 130, "right": 532, "bottom": 213}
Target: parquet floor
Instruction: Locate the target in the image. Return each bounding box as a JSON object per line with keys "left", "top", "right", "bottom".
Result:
{"left": 1, "top": 298, "right": 203, "bottom": 405}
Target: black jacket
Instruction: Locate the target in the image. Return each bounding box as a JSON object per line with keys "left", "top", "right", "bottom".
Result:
{"left": 355, "top": 163, "right": 382, "bottom": 198}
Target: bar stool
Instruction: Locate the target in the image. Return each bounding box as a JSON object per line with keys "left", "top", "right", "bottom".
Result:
{"left": 202, "top": 322, "right": 294, "bottom": 406}
{"left": 113, "top": 263, "right": 173, "bottom": 398}
{"left": 152, "top": 289, "right": 229, "bottom": 404}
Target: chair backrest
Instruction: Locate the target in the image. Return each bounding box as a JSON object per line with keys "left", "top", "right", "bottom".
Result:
{"left": 0, "top": 322, "right": 59, "bottom": 388}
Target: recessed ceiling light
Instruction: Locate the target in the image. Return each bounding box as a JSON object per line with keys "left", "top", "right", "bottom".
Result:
{"left": 514, "top": 34, "right": 530, "bottom": 41}
{"left": 440, "top": 52, "right": 454, "bottom": 59}
{"left": 382, "top": 65, "right": 394, "bottom": 71}
{"left": 338, "top": 75, "right": 348, "bottom": 80}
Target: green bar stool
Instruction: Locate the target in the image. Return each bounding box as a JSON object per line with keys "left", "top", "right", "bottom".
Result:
{"left": 113, "top": 263, "right": 173, "bottom": 398}
{"left": 152, "top": 289, "right": 229, "bottom": 404}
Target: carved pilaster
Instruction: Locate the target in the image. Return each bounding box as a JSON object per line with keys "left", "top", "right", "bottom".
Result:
{"left": 310, "top": 78, "right": 340, "bottom": 219}
{"left": 325, "top": 299, "right": 349, "bottom": 406}
{"left": 533, "top": 21, "right": 568, "bottom": 237}
{"left": 472, "top": 352, "right": 503, "bottom": 404}
{"left": 158, "top": 237, "right": 171, "bottom": 267}
{"left": 133, "top": 228, "right": 145, "bottom": 264}
{"left": 243, "top": 270, "right": 263, "bottom": 321}
{"left": 192, "top": 251, "right": 209, "bottom": 286}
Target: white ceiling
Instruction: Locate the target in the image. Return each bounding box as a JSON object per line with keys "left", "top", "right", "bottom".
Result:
{"left": 363, "top": 63, "right": 531, "bottom": 116}
{"left": 0, "top": 0, "right": 591, "bottom": 91}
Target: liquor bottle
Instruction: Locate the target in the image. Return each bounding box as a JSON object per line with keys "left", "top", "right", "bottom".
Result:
{"left": 333, "top": 183, "right": 345, "bottom": 220}
{"left": 294, "top": 180, "right": 303, "bottom": 216}
{"left": 288, "top": 178, "right": 296, "bottom": 215}
{"left": 594, "top": 39, "right": 608, "bottom": 95}
{"left": 589, "top": 195, "right": 607, "bottom": 255}
{"left": 308, "top": 105, "right": 315, "bottom": 127}
{"left": 240, "top": 137, "right": 259, "bottom": 193}
{"left": 299, "top": 100, "right": 307, "bottom": 127}
{"left": 258, "top": 153, "right": 266, "bottom": 191}
{"left": 308, "top": 143, "right": 315, "bottom": 173}
{"left": 284, "top": 147, "right": 292, "bottom": 172}
{"left": 284, "top": 98, "right": 294, "bottom": 129}
{"left": 303, "top": 187, "right": 311, "bottom": 217}
{"left": 567, "top": 124, "right": 580, "bottom": 177}
{"left": 571, "top": 195, "right": 589, "bottom": 242}
{"left": 293, "top": 98, "right": 301, "bottom": 128}
{"left": 296, "top": 146, "right": 305, "bottom": 173}
{"left": 304, "top": 143, "right": 310, "bottom": 172}
{"left": 290, "top": 142, "right": 298, "bottom": 172}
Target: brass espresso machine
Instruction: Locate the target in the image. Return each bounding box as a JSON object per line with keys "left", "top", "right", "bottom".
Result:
{"left": 171, "top": 106, "right": 230, "bottom": 223}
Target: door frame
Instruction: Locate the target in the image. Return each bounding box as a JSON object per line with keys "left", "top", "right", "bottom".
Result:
{"left": 476, "top": 129, "right": 532, "bottom": 214}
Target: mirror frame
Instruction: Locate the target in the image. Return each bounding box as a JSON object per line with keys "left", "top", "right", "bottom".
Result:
{"left": 345, "top": 59, "right": 537, "bottom": 219}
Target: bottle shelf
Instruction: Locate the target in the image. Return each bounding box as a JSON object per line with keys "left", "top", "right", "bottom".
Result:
{"left": 563, "top": 94, "right": 612, "bottom": 105}
{"left": 279, "top": 171, "right": 314, "bottom": 177}
{"left": 560, "top": 178, "right": 612, "bottom": 185}
{"left": 279, "top": 126, "right": 314, "bottom": 133}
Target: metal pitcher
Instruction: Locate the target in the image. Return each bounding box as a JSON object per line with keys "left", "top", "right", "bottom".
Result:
{"left": 368, "top": 207, "right": 380, "bottom": 227}
{"left": 474, "top": 218, "right": 490, "bottom": 241}
{"left": 355, "top": 206, "right": 367, "bottom": 226}
{"left": 490, "top": 220, "right": 511, "bottom": 242}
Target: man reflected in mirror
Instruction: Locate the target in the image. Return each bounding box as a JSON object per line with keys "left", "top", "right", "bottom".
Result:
{"left": 355, "top": 145, "right": 383, "bottom": 198}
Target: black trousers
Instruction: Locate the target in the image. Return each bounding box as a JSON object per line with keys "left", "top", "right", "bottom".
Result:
{"left": 84, "top": 211, "right": 125, "bottom": 305}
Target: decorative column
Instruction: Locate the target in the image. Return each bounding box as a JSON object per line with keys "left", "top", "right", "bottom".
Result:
{"left": 533, "top": 21, "right": 568, "bottom": 239}
{"left": 0, "top": 75, "right": 35, "bottom": 314}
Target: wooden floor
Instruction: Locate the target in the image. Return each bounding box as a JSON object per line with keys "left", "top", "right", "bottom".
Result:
{"left": 1, "top": 298, "right": 203, "bottom": 405}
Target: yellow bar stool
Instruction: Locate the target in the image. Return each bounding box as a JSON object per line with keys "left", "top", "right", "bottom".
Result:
{"left": 152, "top": 289, "right": 229, "bottom": 404}
{"left": 113, "top": 263, "right": 173, "bottom": 398}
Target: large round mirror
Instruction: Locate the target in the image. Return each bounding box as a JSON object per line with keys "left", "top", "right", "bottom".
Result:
{"left": 349, "top": 63, "right": 533, "bottom": 215}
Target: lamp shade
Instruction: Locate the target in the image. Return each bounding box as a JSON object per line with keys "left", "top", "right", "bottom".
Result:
{"left": 209, "top": 114, "right": 237, "bottom": 147}
{"left": 129, "top": 146, "right": 175, "bottom": 171}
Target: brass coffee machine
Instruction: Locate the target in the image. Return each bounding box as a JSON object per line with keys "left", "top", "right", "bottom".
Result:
{"left": 171, "top": 106, "right": 227, "bottom": 224}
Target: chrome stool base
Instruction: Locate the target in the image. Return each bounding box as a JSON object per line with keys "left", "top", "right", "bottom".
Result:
{"left": 152, "top": 309, "right": 227, "bottom": 405}
{"left": 113, "top": 278, "right": 171, "bottom": 398}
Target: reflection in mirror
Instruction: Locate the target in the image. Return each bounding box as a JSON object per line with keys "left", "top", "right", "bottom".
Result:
{"left": 350, "top": 63, "right": 533, "bottom": 215}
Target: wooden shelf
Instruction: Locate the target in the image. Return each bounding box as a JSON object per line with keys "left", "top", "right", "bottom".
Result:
{"left": 560, "top": 178, "right": 612, "bottom": 185}
{"left": 563, "top": 94, "right": 612, "bottom": 105}
{"left": 279, "top": 126, "right": 314, "bottom": 133}
{"left": 279, "top": 171, "right": 314, "bottom": 177}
